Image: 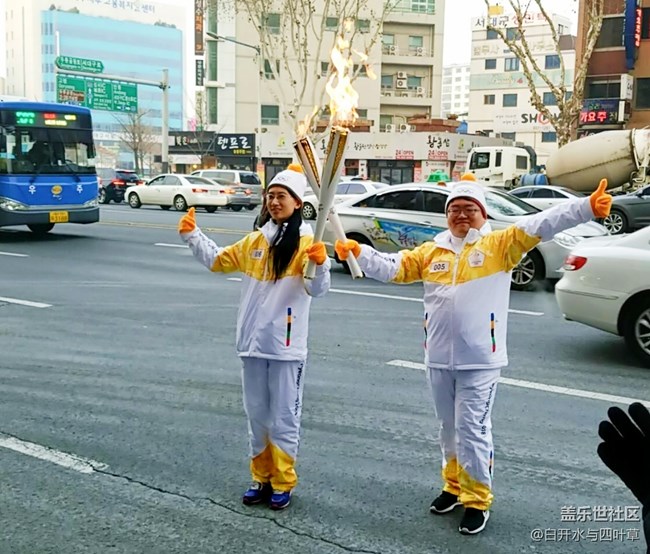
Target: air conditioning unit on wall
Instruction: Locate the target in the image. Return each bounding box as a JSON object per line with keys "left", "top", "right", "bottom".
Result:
{"left": 399, "top": 124, "right": 412, "bottom": 132}
{"left": 396, "top": 71, "right": 407, "bottom": 79}
{"left": 415, "top": 46, "right": 424, "bottom": 56}
{"left": 385, "top": 123, "right": 396, "bottom": 132}
{"left": 396, "top": 78, "right": 407, "bottom": 89}
{"left": 388, "top": 44, "right": 398, "bottom": 55}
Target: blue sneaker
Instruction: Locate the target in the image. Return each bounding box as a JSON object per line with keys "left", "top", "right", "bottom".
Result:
{"left": 242, "top": 482, "right": 271, "bottom": 506}
{"left": 269, "top": 489, "right": 292, "bottom": 510}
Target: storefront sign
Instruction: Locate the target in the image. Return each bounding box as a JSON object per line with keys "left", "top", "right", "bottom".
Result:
{"left": 470, "top": 69, "right": 572, "bottom": 91}
{"left": 623, "top": 0, "right": 641, "bottom": 70}
{"left": 194, "top": 0, "right": 204, "bottom": 56}
{"left": 195, "top": 59, "right": 204, "bottom": 87}
{"left": 493, "top": 111, "right": 555, "bottom": 132}
{"left": 579, "top": 99, "right": 619, "bottom": 125}
{"left": 215, "top": 134, "right": 255, "bottom": 156}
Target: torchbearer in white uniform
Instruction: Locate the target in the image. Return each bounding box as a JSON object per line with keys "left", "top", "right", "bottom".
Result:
{"left": 179, "top": 165, "right": 331, "bottom": 511}
{"left": 335, "top": 174, "right": 612, "bottom": 534}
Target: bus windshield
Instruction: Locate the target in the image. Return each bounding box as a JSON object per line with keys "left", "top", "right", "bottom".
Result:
{"left": 0, "top": 126, "right": 96, "bottom": 175}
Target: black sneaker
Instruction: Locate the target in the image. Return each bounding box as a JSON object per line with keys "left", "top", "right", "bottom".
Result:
{"left": 429, "top": 491, "right": 462, "bottom": 514}
{"left": 459, "top": 508, "right": 490, "bottom": 535}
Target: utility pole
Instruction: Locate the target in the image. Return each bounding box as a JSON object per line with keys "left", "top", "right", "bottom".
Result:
{"left": 160, "top": 69, "right": 169, "bottom": 173}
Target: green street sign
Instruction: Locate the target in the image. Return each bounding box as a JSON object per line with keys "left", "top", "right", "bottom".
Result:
{"left": 55, "top": 55, "right": 104, "bottom": 74}
{"left": 56, "top": 74, "right": 138, "bottom": 113}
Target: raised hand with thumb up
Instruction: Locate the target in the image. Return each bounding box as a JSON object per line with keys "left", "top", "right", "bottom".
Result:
{"left": 178, "top": 207, "right": 196, "bottom": 234}
{"left": 590, "top": 179, "right": 612, "bottom": 219}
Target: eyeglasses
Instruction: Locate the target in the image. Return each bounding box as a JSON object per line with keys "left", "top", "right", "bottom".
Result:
{"left": 447, "top": 206, "right": 481, "bottom": 216}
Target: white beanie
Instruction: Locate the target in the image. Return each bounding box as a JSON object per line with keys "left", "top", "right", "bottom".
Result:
{"left": 445, "top": 174, "right": 488, "bottom": 217}
{"left": 268, "top": 164, "right": 307, "bottom": 201}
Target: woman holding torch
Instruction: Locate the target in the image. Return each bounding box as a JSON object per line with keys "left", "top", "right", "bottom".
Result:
{"left": 178, "top": 164, "right": 330, "bottom": 510}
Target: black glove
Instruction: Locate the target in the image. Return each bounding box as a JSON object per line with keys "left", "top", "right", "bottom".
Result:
{"left": 597, "top": 402, "right": 650, "bottom": 507}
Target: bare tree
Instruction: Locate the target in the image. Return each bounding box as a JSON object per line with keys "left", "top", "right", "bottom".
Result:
{"left": 184, "top": 91, "right": 220, "bottom": 168}
{"left": 115, "top": 109, "right": 159, "bottom": 173}
{"left": 483, "top": 0, "right": 604, "bottom": 146}
{"left": 213, "top": 0, "right": 399, "bottom": 136}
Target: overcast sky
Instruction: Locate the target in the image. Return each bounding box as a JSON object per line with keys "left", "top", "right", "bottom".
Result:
{"left": 442, "top": 0, "right": 579, "bottom": 66}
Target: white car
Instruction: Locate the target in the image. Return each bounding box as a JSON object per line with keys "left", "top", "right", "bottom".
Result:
{"left": 126, "top": 174, "right": 231, "bottom": 212}
{"left": 301, "top": 181, "right": 387, "bottom": 220}
{"left": 555, "top": 226, "right": 650, "bottom": 367}
{"left": 508, "top": 185, "right": 585, "bottom": 210}
{"left": 322, "top": 183, "right": 609, "bottom": 290}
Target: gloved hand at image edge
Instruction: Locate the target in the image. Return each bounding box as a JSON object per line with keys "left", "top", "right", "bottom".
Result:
{"left": 178, "top": 207, "right": 196, "bottom": 234}
{"left": 597, "top": 402, "right": 650, "bottom": 507}
{"left": 334, "top": 239, "right": 361, "bottom": 261}
{"left": 306, "top": 242, "right": 327, "bottom": 265}
{"left": 590, "top": 179, "right": 612, "bottom": 219}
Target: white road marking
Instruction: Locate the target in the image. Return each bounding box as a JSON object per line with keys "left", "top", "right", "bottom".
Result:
{"left": 154, "top": 243, "right": 188, "bottom": 248}
{"left": 0, "top": 434, "right": 108, "bottom": 474}
{"left": 0, "top": 251, "right": 28, "bottom": 257}
{"left": 0, "top": 296, "right": 52, "bottom": 308}
{"left": 387, "top": 360, "right": 650, "bottom": 408}
{"left": 227, "top": 278, "right": 242, "bottom": 282}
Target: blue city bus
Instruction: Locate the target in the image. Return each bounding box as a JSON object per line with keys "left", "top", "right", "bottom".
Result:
{"left": 0, "top": 101, "right": 99, "bottom": 234}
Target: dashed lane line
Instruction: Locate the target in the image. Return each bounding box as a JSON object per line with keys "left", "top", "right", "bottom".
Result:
{"left": 101, "top": 220, "right": 247, "bottom": 235}
{"left": 387, "top": 360, "right": 650, "bottom": 408}
{"left": 0, "top": 296, "right": 52, "bottom": 308}
{"left": 0, "top": 251, "right": 28, "bottom": 257}
{"left": 155, "top": 243, "right": 188, "bottom": 248}
{"left": 0, "top": 433, "right": 107, "bottom": 474}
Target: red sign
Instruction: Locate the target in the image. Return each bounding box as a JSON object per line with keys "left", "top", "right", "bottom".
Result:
{"left": 635, "top": 7, "right": 642, "bottom": 48}
{"left": 395, "top": 149, "right": 414, "bottom": 160}
{"left": 428, "top": 150, "right": 449, "bottom": 161}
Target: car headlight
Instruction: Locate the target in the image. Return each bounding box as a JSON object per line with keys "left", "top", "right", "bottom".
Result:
{"left": 553, "top": 232, "right": 580, "bottom": 249}
{"left": 83, "top": 198, "right": 99, "bottom": 207}
{"left": 0, "top": 197, "right": 28, "bottom": 211}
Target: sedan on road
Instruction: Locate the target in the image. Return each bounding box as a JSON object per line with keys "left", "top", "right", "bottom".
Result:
{"left": 322, "top": 183, "right": 608, "bottom": 290}
{"left": 555, "top": 226, "right": 650, "bottom": 367}
{"left": 125, "top": 174, "right": 230, "bottom": 212}
{"left": 508, "top": 185, "right": 584, "bottom": 211}
{"left": 601, "top": 184, "right": 650, "bottom": 234}
{"left": 301, "top": 181, "right": 388, "bottom": 220}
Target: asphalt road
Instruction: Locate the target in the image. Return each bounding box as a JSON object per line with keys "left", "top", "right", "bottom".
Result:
{"left": 0, "top": 205, "right": 648, "bottom": 554}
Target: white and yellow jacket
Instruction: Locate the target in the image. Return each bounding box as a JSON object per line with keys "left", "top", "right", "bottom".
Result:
{"left": 357, "top": 197, "right": 596, "bottom": 370}
{"left": 181, "top": 220, "right": 330, "bottom": 361}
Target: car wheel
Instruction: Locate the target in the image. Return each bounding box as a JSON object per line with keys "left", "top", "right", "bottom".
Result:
{"left": 230, "top": 205, "right": 243, "bottom": 212}
{"left": 27, "top": 223, "right": 55, "bottom": 235}
{"left": 160, "top": 205, "right": 171, "bottom": 210}
{"left": 623, "top": 298, "right": 650, "bottom": 367}
{"left": 602, "top": 209, "right": 628, "bottom": 235}
{"left": 174, "top": 195, "right": 188, "bottom": 211}
{"left": 99, "top": 188, "right": 109, "bottom": 204}
{"left": 205, "top": 206, "right": 217, "bottom": 213}
{"left": 338, "top": 234, "right": 370, "bottom": 275}
{"left": 128, "top": 193, "right": 141, "bottom": 208}
{"left": 302, "top": 202, "right": 316, "bottom": 220}
{"left": 511, "top": 249, "right": 544, "bottom": 291}
{"left": 114, "top": 198, "right": 123, "bottom": 204}
{"left": 246, "top": 205, "right": 256, "bottom": 211}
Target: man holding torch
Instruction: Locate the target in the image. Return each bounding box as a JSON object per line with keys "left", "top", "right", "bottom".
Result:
{"left": 335, "top": 174, "right": 612, "bottom": 535}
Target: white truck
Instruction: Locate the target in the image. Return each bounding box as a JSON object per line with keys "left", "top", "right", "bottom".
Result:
{"left": 467, "top": 129, "right": 650, "bottom": 192}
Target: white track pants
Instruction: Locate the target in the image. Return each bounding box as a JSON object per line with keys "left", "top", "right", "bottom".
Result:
{"left": 241, "top": 357, "right": 306, "bottom": 492}
{"left": 427, "top": 367, "right": 500, "bottom": 510}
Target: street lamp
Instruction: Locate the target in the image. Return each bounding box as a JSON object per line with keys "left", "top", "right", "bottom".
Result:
{"left": 206, "top": 31, "right": 263, "bottom": 173}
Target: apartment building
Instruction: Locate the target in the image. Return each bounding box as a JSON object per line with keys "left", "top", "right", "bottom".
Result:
{"left": 575, "top": 0, "right": 650, "bottom": 137}
{"left": 200, "top": 0, "right": 451, "bottom": 183}
{"left": 440, "top": 63, "right": 470, "bottom": 118}
{"left": 467, "top": 11, "right": 575, "bottom": 164}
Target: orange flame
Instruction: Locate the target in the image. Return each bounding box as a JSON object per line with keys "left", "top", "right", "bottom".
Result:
{"left": 296, "top": 106, "right": 319, "bottom": 138}
{"left": 326, "top": 36, "right": 359, "bottom": 127}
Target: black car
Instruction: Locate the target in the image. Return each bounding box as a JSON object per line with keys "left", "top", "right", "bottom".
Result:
{"left": 98, "top": 169, "right": 144, "bottom": 204}
{"left": 602, "top": 185, "right": 650, "bottom": 234}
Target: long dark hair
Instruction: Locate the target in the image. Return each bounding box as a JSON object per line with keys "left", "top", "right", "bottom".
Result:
{"left": 270, "top": 207, "right": 302, "bottom": 281}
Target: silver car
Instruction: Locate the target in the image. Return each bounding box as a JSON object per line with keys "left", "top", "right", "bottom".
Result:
{"left": 322, "top": 183, "right": 609, "bottom": 291}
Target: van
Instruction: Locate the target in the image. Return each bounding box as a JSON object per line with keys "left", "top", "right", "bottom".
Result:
{"left": 191, "top": 169, "right": 262, "bottom": 211}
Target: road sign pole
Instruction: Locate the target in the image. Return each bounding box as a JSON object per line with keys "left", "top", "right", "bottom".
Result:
{"left": 161, "top": 69, "right": 169, "bottom": 174}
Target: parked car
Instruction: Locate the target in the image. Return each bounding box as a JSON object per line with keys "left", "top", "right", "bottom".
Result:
{"left": 191, "top": 169, "right": 262, "bottom": 210}
{"left": 600, "top": 184, "right": 650, "bottom": 234}
{"left": 555, "top": 226, "right": 650, "bottom": 367}
{"left": 98, "top": 169, "right": 144, "bottom": 204}
{"left": 301, "top": 181, "right": 388, "bottom": 220}
{"left": 125, "top": 174, "right": 231, "bottom": 212}
{"left": 508, "top": 185, "right": 584, "bottom": 210}
{"left": 321, "top": 183, "right": 609, "bottom": 290}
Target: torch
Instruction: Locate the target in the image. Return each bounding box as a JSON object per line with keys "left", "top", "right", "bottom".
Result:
{"left": 298, "top": 35, "right": 364, "bottom": 280}
{"left": 294, "top": 135, "right": 363, "bottom": 278}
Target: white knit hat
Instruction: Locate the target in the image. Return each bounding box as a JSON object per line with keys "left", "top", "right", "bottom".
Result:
{"left": 445, "top": 174, "right": 488, "bottom": 217}
{"left": 268, "top": 164, "right": 307, "bottom": 201}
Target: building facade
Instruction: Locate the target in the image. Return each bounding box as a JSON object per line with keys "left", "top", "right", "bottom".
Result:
{"left": 574, "top": 0, "right": 650, "bottom": 138}
{"left": 193, "top": 0, "right": 452, "bottom": 183}
{"left": 441, "top": 63, "right": 470, "bottom": 118}
{"left": 4, "top": 0, "right": 193, "bottom": 170}
{"left": 467, "top": 12, "right": 575, "bottom": 165}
